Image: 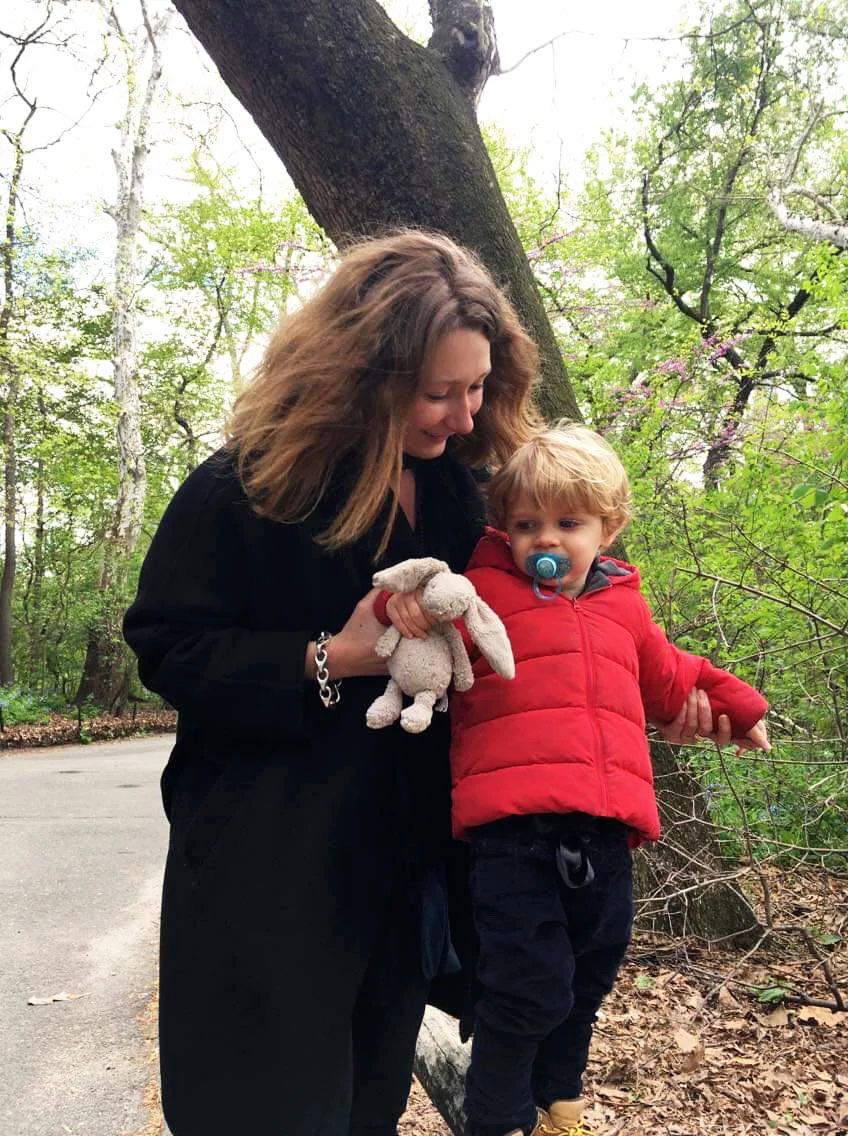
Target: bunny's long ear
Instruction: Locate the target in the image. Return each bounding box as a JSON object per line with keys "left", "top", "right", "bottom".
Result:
{"left": 464, "top": 598, "right": 515, "bottom": 680}
{"left": 372, "top": 557, "right": 450, "bottom": 593}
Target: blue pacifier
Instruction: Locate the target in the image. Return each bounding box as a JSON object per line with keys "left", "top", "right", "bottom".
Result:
{"left": 525, "top": 552, "right": 572, "bottom": 600}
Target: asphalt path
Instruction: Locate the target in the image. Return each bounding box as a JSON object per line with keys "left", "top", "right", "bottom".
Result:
{"left": 0, "top": 735, "right": 173, "bottom": 1136}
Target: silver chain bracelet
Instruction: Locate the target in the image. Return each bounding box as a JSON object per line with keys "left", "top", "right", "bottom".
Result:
{"left": 315, "top": 631, "right": 341, "bottom": 708}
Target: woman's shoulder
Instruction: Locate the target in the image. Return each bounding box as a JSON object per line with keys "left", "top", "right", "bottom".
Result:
{"left": 161, "top": 448, "right": 252, "bottom": 532}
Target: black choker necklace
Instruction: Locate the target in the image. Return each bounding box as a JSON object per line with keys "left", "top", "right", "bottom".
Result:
{"left": 401, "top": 452, "right": 420, "bottom": 470}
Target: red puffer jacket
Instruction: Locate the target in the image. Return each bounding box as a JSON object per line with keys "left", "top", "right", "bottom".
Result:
{"left": 450, "top": 530, "right": 768, "bottom": 843}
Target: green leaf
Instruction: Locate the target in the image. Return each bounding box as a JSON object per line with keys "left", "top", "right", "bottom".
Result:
{"left": 812, "top": 932, "right": 843, "bottom": 947}
{"left": 755, "top": 984, "right": 792, "bottom": 1004}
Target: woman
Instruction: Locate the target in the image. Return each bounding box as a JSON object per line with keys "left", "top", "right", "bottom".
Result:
{"left": 123, "top": 229, "right": 540, "bottom": 1136}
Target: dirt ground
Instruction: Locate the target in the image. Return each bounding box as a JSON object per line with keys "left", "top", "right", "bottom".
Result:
{"left": 400, "top": 864, "right": 847, "bottom": 1135}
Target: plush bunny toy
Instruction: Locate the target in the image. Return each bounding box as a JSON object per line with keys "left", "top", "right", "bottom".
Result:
{"left": 366, "top": 557, "right": 515, "bottom": 734}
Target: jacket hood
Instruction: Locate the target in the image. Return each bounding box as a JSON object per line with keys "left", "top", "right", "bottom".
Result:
{"left": 468, "top": 526, "right": 640, "bottom": 594}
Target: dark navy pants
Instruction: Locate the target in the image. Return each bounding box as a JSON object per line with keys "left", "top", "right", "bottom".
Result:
{"left": 465, "top": 816, "right": 634, "bottom": 1136}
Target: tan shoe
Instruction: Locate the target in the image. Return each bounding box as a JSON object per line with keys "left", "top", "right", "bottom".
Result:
{"left": 535, "top": 1098, "right": 597, "bottom": 1135}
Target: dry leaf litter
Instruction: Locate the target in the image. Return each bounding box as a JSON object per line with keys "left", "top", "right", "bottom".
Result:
{"left": 401, "top": 863, "right": 847, "bottom": 1136}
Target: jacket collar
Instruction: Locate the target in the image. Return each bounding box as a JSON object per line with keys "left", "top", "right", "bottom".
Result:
{"left": 468, "top": 526, "right": 639, "bottom": 596}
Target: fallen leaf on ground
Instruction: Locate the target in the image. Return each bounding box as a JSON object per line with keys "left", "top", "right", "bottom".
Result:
{"left": 759, "top": 1006, "right": 790, "bottom": 1028}
{"left": 797, "top": 1005, "right": 842, "bottom": 1027}
{"left": 673, "top": 1027, "right": 702, "bottom": 1053}
{"left": 717, "top": 986, "right": 742, "bottom": 1009}
{"left": 27, "top": 990, "right": 89, "bottom": 1005}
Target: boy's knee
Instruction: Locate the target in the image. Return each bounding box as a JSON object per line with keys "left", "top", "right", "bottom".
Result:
{"left": 475, "top": 987, "right": 574, "bottom": 1040}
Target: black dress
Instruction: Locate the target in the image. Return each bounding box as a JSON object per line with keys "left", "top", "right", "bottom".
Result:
{"left": 123, "top": 448, "right": 486, "bottom": 1136}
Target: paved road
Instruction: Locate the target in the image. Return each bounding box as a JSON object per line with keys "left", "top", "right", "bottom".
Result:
{"left": 0, "top": 735, "right": 173, "bottom": 1136}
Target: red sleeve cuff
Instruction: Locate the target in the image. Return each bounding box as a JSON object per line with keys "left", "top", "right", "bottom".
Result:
{"left": 373, "top": 589, "right": 392, "bottom": 627}
{"left": 699, "top": 660, "right": 768, "bottom": 734}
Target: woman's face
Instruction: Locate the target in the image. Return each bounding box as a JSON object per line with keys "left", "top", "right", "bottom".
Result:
{"left": 402, "top": 327, "right": 491, "bottom": 459}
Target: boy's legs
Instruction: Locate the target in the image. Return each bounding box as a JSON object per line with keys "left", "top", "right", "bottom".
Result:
{"left": 465, "top": 824, "right": 577, "bottom": 1136}
{"left": 531, "top": 828, "right": 634, "bottom": 1113}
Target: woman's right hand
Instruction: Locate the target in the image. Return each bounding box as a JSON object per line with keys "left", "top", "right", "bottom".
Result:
{"left": 656, "top": 688, "right": 770, "bottom": 754}
{"left": 655, "top": 688, "right": 730, "bottom": 745}
{"left": 324, "top": 588, "right": 390, "bottom": 678}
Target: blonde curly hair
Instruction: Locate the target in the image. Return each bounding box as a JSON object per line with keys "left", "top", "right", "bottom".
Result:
{"left": 486, "top": 421, "right": 632, "bottom": 537}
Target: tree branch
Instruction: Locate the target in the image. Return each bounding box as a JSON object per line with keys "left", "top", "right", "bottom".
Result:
{"left": 427, "top": 0, "right": 499, "bottom": 105}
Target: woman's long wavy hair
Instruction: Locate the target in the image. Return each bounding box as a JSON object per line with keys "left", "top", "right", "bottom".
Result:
{"left": 227, "top": 229, "right": 540, "bottom": 556}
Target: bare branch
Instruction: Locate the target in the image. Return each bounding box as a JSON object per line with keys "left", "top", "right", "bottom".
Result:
{"left": 497, "top": 28, "right": 572, "bottom": 75}
{"left": 498, "top": 14, "right": 758, "bottom": 74}
{"left": 768, "top": 194, "right": 848, "bottom": 249}
{"left": 768, "top": 101, "right": 848, "bottom": 249}
{"left": 674, "top": 567, "right": 847, "bottom": 636}
{"left": 782, "top": 184, "right": 844, "bottom": 224}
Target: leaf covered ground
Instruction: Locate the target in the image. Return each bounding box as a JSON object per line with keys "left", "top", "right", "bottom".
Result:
{"left": 401, "top": 864, "right": 847, "bottom": 1136}
{"left": 0, "top": 708, "right": 177, "bottom": 750}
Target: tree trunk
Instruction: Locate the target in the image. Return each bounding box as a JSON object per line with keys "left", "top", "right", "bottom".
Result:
{"left": 26, "top": 411, "right": 46, "bottom": 685}
{"left": 428, "top": 1, "right": 500, "bottom": 106}
{"left": 0, "top": 122, "right": 30, "bottom": 687}
{"left": 414, "top": 1007, "right": 469, "bottom": 1135}
{"left": 634, "top": 740, "right": 760, "bottom": 945}
{"left": 75, "top": 0, "right": 166, "bottom": 713}
{"left": 0, "top": 382, "right": 16, "bottom": 687}
{"left": 166, "top": 0, "right": 759, "bottom": 947}
{"left": 168, "top": 0, "right": 577, "bottom": 421}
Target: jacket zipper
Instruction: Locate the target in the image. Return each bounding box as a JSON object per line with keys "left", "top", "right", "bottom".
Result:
{"left": 572, "top": 595, "right": 609, "bottom": 814}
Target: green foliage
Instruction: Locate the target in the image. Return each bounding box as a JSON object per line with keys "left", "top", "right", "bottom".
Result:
{"left": 481, "top": 0, "right": 848, "bottom": 864}
{"left": 7, "top": 159, "right": 332, "bottom": 705}
{"left": 0, "top": 685, "right": 67, "bottom": 727}
{"left": 4, "top": 0, "right": 845, "bottom": 869}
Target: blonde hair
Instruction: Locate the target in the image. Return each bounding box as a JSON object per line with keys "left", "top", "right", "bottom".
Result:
{"left": 227, "top": 229, "right": 540, "bottom": 556}
{"left": 486, "top": 421, "right": 632, "bottom": 536}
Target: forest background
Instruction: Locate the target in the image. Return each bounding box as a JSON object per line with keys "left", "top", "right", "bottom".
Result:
{"left": 1, "top": 0, "right": 847, "bottom": 1085}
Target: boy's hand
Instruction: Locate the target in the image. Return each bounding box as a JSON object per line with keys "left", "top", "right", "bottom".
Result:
{"left": 735, "top": 718, "right": 770, "bottom": 756}
{"left": 386, "top": 588, "right": 439, "bottom": 640}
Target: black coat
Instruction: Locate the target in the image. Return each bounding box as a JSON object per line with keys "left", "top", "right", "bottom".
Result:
{"left": 123, "top": 449, "right": 485, "bottom": 1136}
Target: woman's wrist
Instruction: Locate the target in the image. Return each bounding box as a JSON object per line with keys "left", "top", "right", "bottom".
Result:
{"left": 304, "top": 640, "right": 318, "bottom": 680}
{"left": 324, "top": 633, "right": 345, "bottom": 679}
{"left": 305, "top": 635, "right": 345, "bottom": 678}
{"left": 312, "top": 631, "right": 342, "bottom": 706}
{"left": 305, "top": 634, "right": 353, "bottom": 681}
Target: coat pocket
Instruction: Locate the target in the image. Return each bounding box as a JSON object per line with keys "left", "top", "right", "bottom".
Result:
{"left": 181, "top": 754, "right": 264, "bottom": 874}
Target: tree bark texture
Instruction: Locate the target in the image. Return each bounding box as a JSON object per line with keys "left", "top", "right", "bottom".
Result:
{"left": 0, "top": 122, "right": 30, "bottom": 688}
{"left": 428, "top": 0, "right": 500, "bottom": 106}
{"left": 414, "top": 1006, "right": 469, "bottom": 1135}
{"left": 168, "top": 0, "right": 576, "bottom": 421}
{"left": 75, "top": 1, "right": 164, "bottom": 713}
{"left": 768, "top": 190, "right": 848, "bottom": 249}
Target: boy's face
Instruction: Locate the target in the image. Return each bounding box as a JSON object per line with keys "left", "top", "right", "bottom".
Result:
{"left": 505, "top": 492, "right": 615, "bottom": 599}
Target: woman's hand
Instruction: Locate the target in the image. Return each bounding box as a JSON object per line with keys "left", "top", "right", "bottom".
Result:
{"left": 313, "top": 589, "right": 389, "bottom": 679}
{"left": 655, "top": 689, "right": 728, "bottom": 745}
{"left": 386, "top": 588, "right": 439, "bottom": 640}
{"left": 655, "top": 689, "right": 771, "bottom": 756}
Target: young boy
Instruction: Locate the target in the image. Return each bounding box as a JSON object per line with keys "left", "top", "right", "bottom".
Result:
{"left": 449, "top": 424, "right": 770, "bottom": 1136}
